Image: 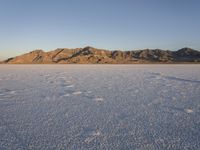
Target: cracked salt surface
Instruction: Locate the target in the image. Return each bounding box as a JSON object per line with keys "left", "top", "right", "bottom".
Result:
{"left": 0, "top": 64, "right": 200, "bottom": 150}
{"left": 184, "top": 108, "right": 194, "bottom": 113}
{"left": 63, "top": 93, "right": 70, "bottom": 97}
{"left": 72, "top": 91, "right": 82, "bottom": 95}
{"left": 66, "top": 84, "right": 74, "bottom": 88}
{"left": 94, "top": 97, "right": 104, "bottom": 102}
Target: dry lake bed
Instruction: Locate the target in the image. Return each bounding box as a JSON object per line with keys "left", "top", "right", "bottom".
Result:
{"left": 0, "top": 65, "right": 200, "bottom": 150}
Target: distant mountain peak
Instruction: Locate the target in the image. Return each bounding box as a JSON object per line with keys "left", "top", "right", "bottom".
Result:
{"left": 83, "top": 46, "right": 95, "bottom": 49}
{"left": 175, "top": 47, "right": 200, "bottom": 57}
{"left": 178, "top": 47, "right": 194, "bottom": 52}
{"left": 30, "top": 49, "right": 44, "bottom": 53}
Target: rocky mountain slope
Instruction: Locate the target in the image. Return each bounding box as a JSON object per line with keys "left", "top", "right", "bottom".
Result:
{"left": 3, "top": 47, "right": 200, "bottom": 64}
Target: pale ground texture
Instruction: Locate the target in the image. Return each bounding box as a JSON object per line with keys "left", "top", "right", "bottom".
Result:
{"left": 0, "top": 65, "right": 200, "bottom": 150}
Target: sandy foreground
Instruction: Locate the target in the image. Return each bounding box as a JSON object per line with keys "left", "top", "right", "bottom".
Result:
{"left": 0, "top": 65, "right": 200, "bottom": 150}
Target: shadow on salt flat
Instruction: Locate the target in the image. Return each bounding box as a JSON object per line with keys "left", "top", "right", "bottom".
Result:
{"left": 161, "top": 105, "right": 194, "bottom": 114}
{"left": 0, "top": 89, "right": 17, "bottom": 97}
{"left": 148, "top": 72, "right": 200, "bottom": 83}
{"left": 164, "top": 76, "right": 200, "bottom": 83}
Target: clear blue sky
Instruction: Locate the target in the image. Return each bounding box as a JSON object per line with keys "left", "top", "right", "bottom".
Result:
{"left": 0, "top": 0, "right": 200, "bottom": 59}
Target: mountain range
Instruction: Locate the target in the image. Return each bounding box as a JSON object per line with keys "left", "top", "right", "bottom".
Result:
{"left": 1, "top": 47, "right": 200, "bottom": 64}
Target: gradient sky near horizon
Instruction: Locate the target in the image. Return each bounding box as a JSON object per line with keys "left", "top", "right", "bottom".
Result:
{"left": 0, "top": 0, "right": 200, "bottom": 59}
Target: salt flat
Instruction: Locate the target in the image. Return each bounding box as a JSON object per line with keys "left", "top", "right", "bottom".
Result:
{"left": 0, "top": 65, "right": 200, "bottom": 150}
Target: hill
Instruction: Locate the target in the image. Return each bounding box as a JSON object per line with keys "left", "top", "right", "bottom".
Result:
{"left": 3, "top": 47, "right": 200, "bottom": 64}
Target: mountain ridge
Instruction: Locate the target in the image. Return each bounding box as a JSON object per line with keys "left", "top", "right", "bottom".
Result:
{"left": 2, "top": 47, "right": 200, "bottom": 64}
